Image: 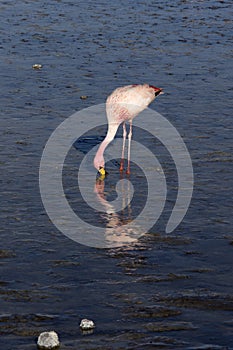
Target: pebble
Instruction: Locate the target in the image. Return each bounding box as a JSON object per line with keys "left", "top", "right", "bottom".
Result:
{"left": 79, "top": 318, "right": 95, "bottom": 330}
{"left": 32, "top": 64, "right": 43, "bottom": 69}
{"left": 37, "top": 331, "right": 60, "bottom": 349}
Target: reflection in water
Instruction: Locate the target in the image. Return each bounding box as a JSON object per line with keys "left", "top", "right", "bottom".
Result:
{"left": 94, "top": 176, "right": 140, "bottom": 246}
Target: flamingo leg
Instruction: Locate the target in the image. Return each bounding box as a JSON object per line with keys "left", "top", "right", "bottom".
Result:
{"left": 120, "top": 122, "right": 127, "bottom": 172}
{"left": 126, "top": 120, "right": 132, "bottom": 175}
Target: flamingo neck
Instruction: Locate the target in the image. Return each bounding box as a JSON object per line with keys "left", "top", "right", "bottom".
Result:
{"left": 94, "top": 139, "right": 110, "bottom": 169}
{"left": 94, "top": 122, "right": 120, "bottom": 170}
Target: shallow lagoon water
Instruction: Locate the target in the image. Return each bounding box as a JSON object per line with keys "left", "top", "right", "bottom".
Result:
{"left": 0, "top": 0, "right": 233, "bottom": 349}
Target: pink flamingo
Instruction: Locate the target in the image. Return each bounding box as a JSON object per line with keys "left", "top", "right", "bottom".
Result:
{"left": 94, "top": 83, "right": 163, "bottom": 175}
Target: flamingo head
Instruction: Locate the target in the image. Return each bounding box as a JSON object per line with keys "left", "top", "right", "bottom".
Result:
{"left": 96, "top": 166, "right": 108, "bottom": 180}
{"left": 98, "top": 166, "right": 106, "bottom": 176}
{"left": 149, "top": 85, "right": 164, "bottom": 97}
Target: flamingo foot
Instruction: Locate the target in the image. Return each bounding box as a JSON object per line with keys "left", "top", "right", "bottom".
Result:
{"left": 126, "top": 168, "right": 130, "bottom": 175}
{"left": 120, "top": 159, "right": 124, "bottom": 172}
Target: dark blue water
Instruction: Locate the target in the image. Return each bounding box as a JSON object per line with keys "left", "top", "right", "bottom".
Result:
{"left": 0, "top": 0, "right": 233, "bottom": 349}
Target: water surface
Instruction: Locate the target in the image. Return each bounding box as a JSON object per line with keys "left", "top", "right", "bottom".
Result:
{"left": 0, "top": 0, "right": 233, "bottom": 349}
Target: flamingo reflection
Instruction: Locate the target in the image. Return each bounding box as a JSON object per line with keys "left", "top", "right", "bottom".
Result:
{"left": 94, "top": 176, "right": 141, "bottom": 246}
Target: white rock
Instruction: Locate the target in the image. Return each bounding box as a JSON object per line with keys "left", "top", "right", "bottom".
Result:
{"left": 37, "top": 331, "right": 60, "bottom": 349}
{"left": 79, "top": 318, "right": 95, "bottom": 330}
{"left": 32, "top": 64, "right": 43, "bottom": 69}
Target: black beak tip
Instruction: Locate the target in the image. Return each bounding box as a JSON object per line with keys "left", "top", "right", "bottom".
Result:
{"left": 96, "top": 167, "right": 108, "bottom": 180}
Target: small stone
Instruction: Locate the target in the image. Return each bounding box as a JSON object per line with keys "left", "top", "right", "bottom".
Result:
{"left": 80, "top": 318, "right": 95, "bottom": 330}
{"left": 37, "top": 331, "right": 60, "bottom": 349}
{"left": 32, "top": 64, "right": 43, "bottom": 69}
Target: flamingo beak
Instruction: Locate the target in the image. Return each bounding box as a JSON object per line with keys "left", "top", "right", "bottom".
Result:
{"left": 96, "top": 166, "right": 107, "bottom": 180}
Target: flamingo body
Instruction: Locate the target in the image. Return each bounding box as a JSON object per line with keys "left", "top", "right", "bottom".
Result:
{"left": 94, "top": 83, "right": 163, "bottom": 173}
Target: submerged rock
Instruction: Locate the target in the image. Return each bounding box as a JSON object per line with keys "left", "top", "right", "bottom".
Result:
{"left": 79, "top": 318, "right": 95, "bottom": 330}
{"left": 37, "top": 331, "right": 60, "bottom": 349}
{"left": 32, "top": 64, "right": 43, "bottom": 69}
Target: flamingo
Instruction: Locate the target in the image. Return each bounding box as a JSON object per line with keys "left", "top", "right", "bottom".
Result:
{"left": 94, "top": 83, "right": 163, "bottom": 176}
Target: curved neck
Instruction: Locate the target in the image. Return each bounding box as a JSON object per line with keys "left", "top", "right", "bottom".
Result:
{"left": 94, "top": 122, "right": 120, "bottom": 169}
